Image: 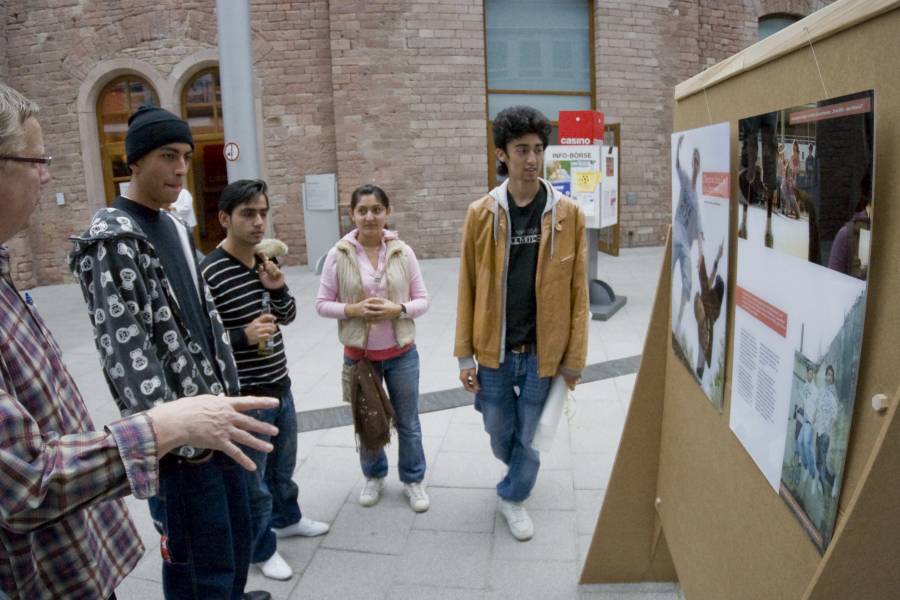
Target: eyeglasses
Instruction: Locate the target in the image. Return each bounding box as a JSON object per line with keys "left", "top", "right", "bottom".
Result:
{"left": 0, "top": 155, "right": 52, "bottom": 167}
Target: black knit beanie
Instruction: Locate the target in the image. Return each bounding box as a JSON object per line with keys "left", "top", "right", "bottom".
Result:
{"left": 125, "top": 104, "right": 194, "bottom": 165}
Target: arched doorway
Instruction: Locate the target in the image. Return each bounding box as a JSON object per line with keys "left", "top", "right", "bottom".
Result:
{"left": 96, "top": 75, "right": 160, "bottom": 202}
{"left": 182, "top": 67, "right": 228, "bottom": 253}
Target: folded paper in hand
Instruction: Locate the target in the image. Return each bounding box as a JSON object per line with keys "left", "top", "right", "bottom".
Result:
{"left": 532, "top": 375, "right": 575, "bottom": 452}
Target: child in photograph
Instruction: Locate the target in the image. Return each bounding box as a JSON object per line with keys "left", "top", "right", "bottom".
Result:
{"left": 673, "top": 134, "right": 704, "bottom": 334}
{"left": 692, "top": 239, "right": 724, "bottom": 379}
{"left": 815, "top": 366, "right": 839, "bottom": 493}
{"left": 798, "top": 367, "right": 819, "bottom": 486}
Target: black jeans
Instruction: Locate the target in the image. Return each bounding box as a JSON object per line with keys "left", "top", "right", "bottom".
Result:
{"left": 148, "top": 453, "right": 252, "bottom": 599}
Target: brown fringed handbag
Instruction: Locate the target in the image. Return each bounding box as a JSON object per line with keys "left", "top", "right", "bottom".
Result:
{"left": 348, "top": 327, "right": 395, "bottom": 453}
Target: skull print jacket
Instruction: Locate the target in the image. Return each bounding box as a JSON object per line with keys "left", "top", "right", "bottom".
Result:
{"left": 69, "top": 207, "right": 240, "bottom": 421}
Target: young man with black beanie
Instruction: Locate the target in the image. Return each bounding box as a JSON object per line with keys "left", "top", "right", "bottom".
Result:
{"left": 71, "top": 105, "right": 273, "bottom": 600}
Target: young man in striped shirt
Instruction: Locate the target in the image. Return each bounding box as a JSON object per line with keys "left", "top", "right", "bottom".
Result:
{"left": 201, "top": 179, "right": 329, "bottom": 581}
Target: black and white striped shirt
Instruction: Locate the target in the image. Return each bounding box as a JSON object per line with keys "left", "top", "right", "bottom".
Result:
{"left": 201, "top": 248, "right": 296, "bottom": 396}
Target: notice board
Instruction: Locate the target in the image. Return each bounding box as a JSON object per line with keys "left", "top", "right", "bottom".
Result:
{"left": 580, "top": 1, "right": 900, "bottom": 598}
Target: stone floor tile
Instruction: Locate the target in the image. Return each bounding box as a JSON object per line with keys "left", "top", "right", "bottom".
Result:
{"left": 450, "top": 404, "right": 485, "bottom": 425}
{"left": 572, "top": 452, "right": 615, "bottom": 490}
{"left": 389, "top": 584, "right": 488, "bottom": 599}
{"left": 486, "top": 559, "right": 579, "bottom": 600}
{"left": 296, "top": 445, "right": 365, "bottom": 484}
{"left": 419, "top": 408, "right": 454, "bottom": 437}
{"left": 296, "top": 473, "right": 354, "bottom": 524}
{"left": 412, "top": 486, "right": 498, "bottom": 533}
{"left": 316, "top": 424, "right": 356, "bottom": 447}
{"left": 429, "top": 451, "right": 505, "bottom": 489}
{"left": 493, "top": 509, "right": 577, "bottom": 562}
{"left": 439, "top": 421, "right": 492, "bottom": 454}
{"left": 289, "top": 549, "right": 397, "bottom": 600}
{"left": 394, "top": 530, "right": 492, "bottom": 589}
{"left": 575, "top": 488, "right": 606, "bottom": 535}
{"left": 320, "top": 483, "right": 416, "bottom": 555}
{"left": 527, "top": 468, "right": 577, "bottom": 510}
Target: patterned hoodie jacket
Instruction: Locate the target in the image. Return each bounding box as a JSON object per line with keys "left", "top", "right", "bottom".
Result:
{"left": 69, "top": 208, "right": 239, "bottom": 427}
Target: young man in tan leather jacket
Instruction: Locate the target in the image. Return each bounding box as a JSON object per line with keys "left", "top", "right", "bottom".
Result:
{"left": 455, "top": 105, "right": 588, "bottom": 541}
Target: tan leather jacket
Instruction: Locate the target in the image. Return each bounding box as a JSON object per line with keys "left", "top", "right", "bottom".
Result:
{"left": 454, "top": 179, "right": 588, "bottom": 378}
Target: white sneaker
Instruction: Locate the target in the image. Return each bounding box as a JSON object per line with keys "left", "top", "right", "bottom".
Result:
{"left": 498, "top": 499, "right": 534, "bottom": 541}
{"left": 359, "top": 477, "right": 384, "bottom": 507}
{"left": 404, "top": 482, "right": 430, "bottom": 512}
{"left": 273, "top": 517, "right": 330, "bottom": 538}
{"left": 253, "top": 550, "right": 293, "bottom": 581}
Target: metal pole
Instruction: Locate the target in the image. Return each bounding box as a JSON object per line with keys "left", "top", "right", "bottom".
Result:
{"left": 216, "top": 0, "right": 260, "bottom": 181}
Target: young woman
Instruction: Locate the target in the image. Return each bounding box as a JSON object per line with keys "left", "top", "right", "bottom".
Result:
{"left": 315, "top": 184, "right": 431, "bottom": 512}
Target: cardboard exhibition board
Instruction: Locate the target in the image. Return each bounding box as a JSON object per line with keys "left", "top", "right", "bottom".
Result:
{"left": 580, "top": 1, "right": 900, "bottom": 598}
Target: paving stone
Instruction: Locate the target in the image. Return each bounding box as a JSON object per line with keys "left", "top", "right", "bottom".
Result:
{"left": 297, "top": 445, "right": 365, "bottom": 484}
{"left": 486, "top": 559, "right": 579, "bottom": 600}
{"left": 388, "top": 584, "right": 488, "bottom": 599}
{"left": 320, "top": 484, "right": 416, "bottom": 555}
{"left": 439, "top": 421, "right": 492, "bottom": 454}
{"left": 429, "top": 451, "right": 505, "bottom": 489}
{"left": 395, "top": 530, "right": 492, "bottom": 589}
{"left": 572, "top": 452, "right": 615, "bottom": 490}
{"left": 493, "top": 509, "right": 577, "bottom": 562}
{"left": 450, "top": 404, "right": 485, "bottom": 425}
{"left": 290, "top": 549, "right": 397, "bottom": 600}
{"left": 575, "top": 488, "right": 606, "bottom": 535}
{"left": 527, "top": 468, "right": 577, "bottom": 510}
{"left": 295, "top": 473, "right": 355, "bottom": 524}
{"left": 412, "top": 486, "right": 498, "bottom": 533}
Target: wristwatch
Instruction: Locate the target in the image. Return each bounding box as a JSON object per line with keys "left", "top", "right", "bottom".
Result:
{"left": 399, "top": 304, "right": 407, "bottom": 317}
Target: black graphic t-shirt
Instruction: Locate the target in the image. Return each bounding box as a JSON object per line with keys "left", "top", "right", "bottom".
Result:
{"left": 505, "top": 185, "right": 547, "bottom": 348}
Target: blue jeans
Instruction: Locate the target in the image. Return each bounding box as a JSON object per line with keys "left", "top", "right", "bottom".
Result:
{"left": 148, "top": 453, "right": 251, "bottom": 600}
{"left": 245, "top": 389, "right": 303, "bottom": 564}
{"left": 345, "top": 345, "right": 426, "bottom": 483}
{"left": 799, "top": 421, "right": 816, "bottom": 476}
{"left": 475, "top": 351, "right": 551, "bottom": 502}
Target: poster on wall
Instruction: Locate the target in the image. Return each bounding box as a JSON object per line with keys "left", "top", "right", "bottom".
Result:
{"left": 670, "top": 122, "right": 731, "bottom": 411}
{"left": 601, "top": 146, "right": 619, "bottom": 228}
{"left": 545, "top": 145, "right": 601, "bottom": 228}
{"left": 729, "top": 90, "right": 875, "bottom": 552}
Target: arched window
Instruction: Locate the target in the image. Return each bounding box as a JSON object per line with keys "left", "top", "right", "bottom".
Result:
{"left": 96, "top": 75, "right": 159, "bottom": 202}
{"left": 181, "top": 67, "right": 228, "bottom": 253}
{"left": 758, "top": 13, "right": 801, "bottom": 40}
{"left": 182, "top": 68, "right": 224, "bottom": 136}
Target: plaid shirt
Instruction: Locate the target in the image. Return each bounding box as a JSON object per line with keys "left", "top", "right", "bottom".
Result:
{"left": 0, "top": 246, "right": 159, "bottom": 599}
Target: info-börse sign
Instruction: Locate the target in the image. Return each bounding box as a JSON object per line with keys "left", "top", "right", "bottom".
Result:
{"left": 557, "top": 110, "right": 605, "bottom": 145}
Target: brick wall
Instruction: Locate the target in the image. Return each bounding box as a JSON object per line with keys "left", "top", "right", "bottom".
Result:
{"left": 327, "top": 0, "right": 487, "bottom": 258}
{"left": 2, "top": 0, "right": 837, "bottom": 286}
{"left": 598, "top": 0, "right": 835, "bottom": 248}
{"left": 249, "top": 1, "right": 336, "bottom": 267}
{"left": 3, "top": 2, "right": 220, "bottom": 287}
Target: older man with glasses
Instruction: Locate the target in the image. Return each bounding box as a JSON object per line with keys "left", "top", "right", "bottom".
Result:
{"left": 0, "top": 82, "right": 278, "bottom": 600}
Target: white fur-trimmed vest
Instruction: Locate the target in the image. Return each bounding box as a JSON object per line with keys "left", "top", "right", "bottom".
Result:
{"left": 335, "top": 238, "right": 416, "bottom": 349}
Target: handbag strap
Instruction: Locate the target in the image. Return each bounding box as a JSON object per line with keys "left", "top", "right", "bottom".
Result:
{"left": 362, "top": 321, "right": 371, "bottom": 359}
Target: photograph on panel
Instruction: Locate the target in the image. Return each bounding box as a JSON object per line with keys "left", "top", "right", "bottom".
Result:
{"left": 728, "top": 90, "right": 874, "bottom": 552}
{"left": 670, "top": 122, "right": 731, "bottom": 411}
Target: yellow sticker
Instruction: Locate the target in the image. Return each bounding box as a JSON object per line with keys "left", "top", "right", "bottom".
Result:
{"left": 573, "top": 170, "right": 600, "bottom": 193}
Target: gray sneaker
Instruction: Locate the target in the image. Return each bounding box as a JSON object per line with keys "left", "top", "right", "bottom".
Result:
{"left": 498, "top": 499, "right": 534, "bottom": 541}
